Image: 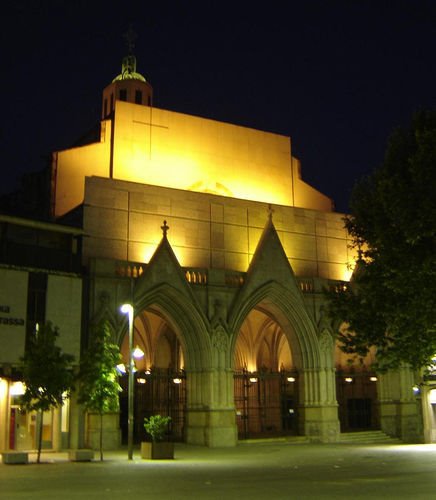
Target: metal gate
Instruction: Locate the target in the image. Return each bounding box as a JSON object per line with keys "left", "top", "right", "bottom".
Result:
{"left": 234, "top": 369, "right": 299, "bottom": 439}
{"left": 119, "top": 369, "right": 186, "bottom": 443}
{"left": 336, "top": 371, "right": 379, "bottom": 432}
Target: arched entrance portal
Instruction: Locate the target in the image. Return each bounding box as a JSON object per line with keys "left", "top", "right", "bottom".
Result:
{"left": 234, "top": 307, "right": 298, "bottom": 439}
{"left": 119, "top": 307, "right": 186, "bottom": 444}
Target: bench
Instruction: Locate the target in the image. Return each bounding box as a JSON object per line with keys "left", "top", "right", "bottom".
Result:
{"left": 68, "top": 449, "right": 94, "bottom": 462}
{"left": 2, "top": 451, "right": 29, "bottom": 464}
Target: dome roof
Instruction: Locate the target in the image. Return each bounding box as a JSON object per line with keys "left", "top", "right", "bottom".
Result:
{"left": 112, "top": 54, "right": 146, "bottom": 83}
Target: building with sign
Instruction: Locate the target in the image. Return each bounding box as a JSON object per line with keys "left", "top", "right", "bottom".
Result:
{"left": 0, "top": 215, "right": 82, "bottom": 452}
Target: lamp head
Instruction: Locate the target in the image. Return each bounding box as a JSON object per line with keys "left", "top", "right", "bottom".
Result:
{"left": 121, "top": 303, "right": 133, "bottom": 314}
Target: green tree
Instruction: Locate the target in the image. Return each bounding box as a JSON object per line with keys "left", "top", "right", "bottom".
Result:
{"left": 77, "top": 320, "right": 122, "bottom": 461}
{"left": 20, "top": 322, "right": 75, "bottom": 463}
{"left": 327, "top": 110, "right": 436, "bottom": 372}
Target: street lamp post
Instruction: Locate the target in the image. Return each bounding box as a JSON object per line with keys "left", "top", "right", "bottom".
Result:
{"left": 121, "top": 303, "right": 134, "bottom": 460}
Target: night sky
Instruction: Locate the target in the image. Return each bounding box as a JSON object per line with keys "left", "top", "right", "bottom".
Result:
{"left": 1, "top": 1, "right": 435, "bottom": 213}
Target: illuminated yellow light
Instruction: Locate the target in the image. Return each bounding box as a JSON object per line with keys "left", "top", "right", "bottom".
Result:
{"left": 249, "top": 377, "right": 258, "bottom": 383}
{"left": 145, "top": 369, "right": 151, "bottom": 375}
{"left": 344, "top": 377, "right": 353, "bottom": 383}
{"left": 10, "top": 381, "right": 26, "bottom": 396}
{"left": 173, "top": 378, "right": 182, "bottom": 384}
{"left": 370, "top": 376, "right": 378, "bottom": 382}
{"left": 287, "top": 377, "right": 296, "bottom": 383}
{"left": 137, "top": 378, "right": 146, "bottom": 384}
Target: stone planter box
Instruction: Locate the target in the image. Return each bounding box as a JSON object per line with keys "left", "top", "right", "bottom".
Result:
{"left": 68, "top": 449, "right": 95, "bottom": 462}
{"left": 140, "top": 442, "right": 174, "bottom": 460}
{"left": 2, "top": 452, "right": 29, "bottom": 464}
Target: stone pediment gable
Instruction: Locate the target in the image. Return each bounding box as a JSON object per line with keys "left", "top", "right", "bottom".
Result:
{"left": 133, "top": 236, "right": 194, "bottom": 303}
{"left": 227, "top": 218, "right": 317, "bottom": 341}
{"left": 243, "top": 218, "right": 301, "bottom": 297}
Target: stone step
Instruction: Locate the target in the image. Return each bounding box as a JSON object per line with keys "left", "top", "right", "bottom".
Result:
{"left": 240, "top": 435, "right": 310, "bottom": 445}
{"left": 339, "top": 430, "right": 402, "bottom": 444}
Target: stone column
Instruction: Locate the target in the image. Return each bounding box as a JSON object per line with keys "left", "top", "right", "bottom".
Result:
{"left": 51, "top": 407, "right": 62, "bottom": 451}
{"left": 184, "top": 326, "right": 237, "bottom": 447}
{"left": 378, "top": 366, "right": 422, "bottom": 442}
{"left": 298, "top": 330, "right": 340, "bottom": 443}
{"left": 420, "top": 385, "right": 434, "bottom": 443}
{"left": 298, "top": 367, "right": 340, "bottom": 443}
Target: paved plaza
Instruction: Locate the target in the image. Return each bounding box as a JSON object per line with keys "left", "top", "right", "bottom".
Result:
{"left": 2, "top": 441, "right": 436, "bottom": 499}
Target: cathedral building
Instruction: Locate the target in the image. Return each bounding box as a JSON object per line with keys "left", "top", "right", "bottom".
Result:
{"left": 0, "top": 49, "right": 427, "bottom": 452}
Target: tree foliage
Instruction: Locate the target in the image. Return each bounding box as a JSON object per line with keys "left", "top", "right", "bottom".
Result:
{"left": 327, "top": 110, "right": 436, "bottom": 372}
{"left": 20, "top": 321, "right": 75, "bottom": 462}
{"left": 77, "top": 320, "right": 122, "bottom": 460}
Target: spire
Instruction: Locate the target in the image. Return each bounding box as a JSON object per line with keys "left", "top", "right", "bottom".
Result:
{"left": 112, "top": 26, "right": 146, "bottom": 83}
{"left": 123, "top": 25, "right": 137, "bottom": 55}
{"left": 102, "top": 28, "right": 153, "bottom": 119}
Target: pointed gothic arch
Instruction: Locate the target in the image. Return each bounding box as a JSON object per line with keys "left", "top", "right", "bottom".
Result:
{"left": 229, "top": 281, "right": 321, "bottom": 371}
{"left": 116, "top": 283, "right": 211, "bottom": 371}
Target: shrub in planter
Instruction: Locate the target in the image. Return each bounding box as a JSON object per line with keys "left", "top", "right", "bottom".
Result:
{"left": 141, "top": 415, "right": 174, "bottom": 459}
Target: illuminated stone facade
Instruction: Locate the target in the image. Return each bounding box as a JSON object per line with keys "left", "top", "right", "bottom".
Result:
{"left": 52, "top": 52, "right": 350, "bottom": 446}
{"left": 1, "top": 51, "right": 425, "bottom": 453}
{"left": 56, "top": 53, "right": 421, "bottom": 448}
{"left": 53, "top": 96, "right": 333, "bottom": 218}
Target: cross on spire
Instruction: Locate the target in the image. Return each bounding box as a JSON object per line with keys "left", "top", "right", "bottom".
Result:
{"left": 123, "top": 25, "right": 137, "bottom": 54}
{"left": 161, "top": 220, "right": 169, "bottom": 238}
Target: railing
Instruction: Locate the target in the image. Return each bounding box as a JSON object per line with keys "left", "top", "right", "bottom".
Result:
{"left": 115, "top": 262, "right": 145, "bottom": 278}
{"left": 225, "top": 272, "right": 245, "bottom": 287}
{"left": 185, "top": 269, "right": 208, "bottom": 284}
{"left": 298, "top": 279, "right": 314, "bottom": 293}
{"left": 328, "top": 281, "right": 348, "bottom": 293}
